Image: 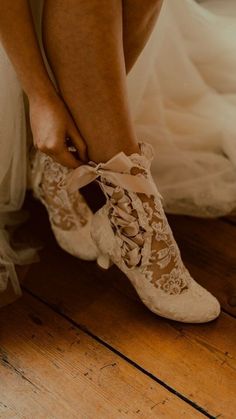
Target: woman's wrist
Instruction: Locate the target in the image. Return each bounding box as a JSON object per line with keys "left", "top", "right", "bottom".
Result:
{"left": 27, "top": 82, "right": 59, "bottom": 106}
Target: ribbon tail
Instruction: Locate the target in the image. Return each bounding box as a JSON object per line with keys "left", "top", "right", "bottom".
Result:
{"left": 67, "top": 166, "right": 98, "bottom": 193}
{"left": 101, "top": 172, "right": 159, "bottom": 196}
{"left": 66, "top": 155, "right": 163, "bottom": 201}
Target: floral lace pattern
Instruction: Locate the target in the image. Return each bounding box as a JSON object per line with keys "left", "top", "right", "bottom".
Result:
{"left": 65, "top": 141, "right": 220, "bottom": 322}
{"left": 30, "top": 151, "right": 91, "bottom": 231}
{"left": 99, "top": 156, "right": 190, "bottom": 296}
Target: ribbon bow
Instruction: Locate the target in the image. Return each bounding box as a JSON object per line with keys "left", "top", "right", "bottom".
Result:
{"left": 66, "top": 150, "right": 162, "bottom": 198}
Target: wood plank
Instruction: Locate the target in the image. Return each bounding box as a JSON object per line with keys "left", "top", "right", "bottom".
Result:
{"left": 24, "top": 243, "right": 236, "bottom": 419}
{"left": 0, "top": 293, "right": 202, "bottom": 419}
{"left": 167, "top": 215, "right": 236, "bottom": 317}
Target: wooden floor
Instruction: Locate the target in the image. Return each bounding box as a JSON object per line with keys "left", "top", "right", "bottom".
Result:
{"left": 0, "top": 200, "right": 235, "bottom": 418}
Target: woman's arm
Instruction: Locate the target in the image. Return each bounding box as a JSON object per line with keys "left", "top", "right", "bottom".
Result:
{"left": 0, "top": 0, "right": 87, "bottom": 167}
{"left": 0, "top": 0, "right": 55, "bottom": 100}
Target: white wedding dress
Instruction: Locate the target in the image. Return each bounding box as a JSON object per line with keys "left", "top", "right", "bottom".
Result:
{"left": 0, "top": 0, "right": 235, "bottom": 306}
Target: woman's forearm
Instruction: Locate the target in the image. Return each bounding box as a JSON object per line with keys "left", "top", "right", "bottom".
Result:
{"left": 0, "top": 0, "right": 56, "bottom": 100}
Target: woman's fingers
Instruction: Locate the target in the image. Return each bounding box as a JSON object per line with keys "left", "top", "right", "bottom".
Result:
{"left": 67, "top": 124, "right": 88, "bottom": 163}
{"left": 32, "top": 99, "right": 88, "bottom": 168}
{"left": 36, "top": 135, "right": 81, "bottom": 169}
{"left": 53, "top": 147, "right": 83, "bottom": 169}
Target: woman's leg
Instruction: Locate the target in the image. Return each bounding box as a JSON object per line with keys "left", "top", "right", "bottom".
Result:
{"left": 42, "top": 0, "right": 162, "bottom": 163}
{"left": 123, "top": 0, "right": 163, "bottom": 73}
{"left": 38, "top": 0, "right": 220, "bottom": 323}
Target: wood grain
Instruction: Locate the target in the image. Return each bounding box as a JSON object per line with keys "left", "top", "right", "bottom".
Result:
{"left": 23, "top": 237, "right": 236, "bottom": 419}
{"left": 0, "top": 293, "right": 202, "bottom": 419}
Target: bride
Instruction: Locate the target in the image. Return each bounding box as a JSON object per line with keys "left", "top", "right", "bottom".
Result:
{"left": 0, "top": 0, "right": 235, "bottom": 321}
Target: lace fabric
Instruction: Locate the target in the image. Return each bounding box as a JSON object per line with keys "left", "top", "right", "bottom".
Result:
{"left": 30, "top": 150, "right": 98, "bottom": 260}
{"left": 30, "top": 150, "right": 90, "bottom": 231}
{"left": 96, "top": 144, "right": 191, "bottom": 297}
{"left": 86, "top": 141, "right": 220, "bottom": 322}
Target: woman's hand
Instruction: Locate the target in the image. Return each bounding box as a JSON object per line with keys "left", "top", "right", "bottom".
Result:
{"left": 0, "top": 0, "right": 87, "bottom": 169}
{"left": 29, "top": 92, "right": 87, "bottom": 168}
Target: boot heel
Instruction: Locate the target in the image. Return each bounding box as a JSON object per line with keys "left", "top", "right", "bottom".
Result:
{"left": 97, "top": 252, "right": 113, "bottom": 270}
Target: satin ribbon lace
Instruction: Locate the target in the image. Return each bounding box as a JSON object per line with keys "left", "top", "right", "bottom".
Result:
{"left": 67, "top": 143, "right": 191, "bottom": 296}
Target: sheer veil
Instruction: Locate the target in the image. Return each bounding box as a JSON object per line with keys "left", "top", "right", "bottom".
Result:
{"left": 0, "top": 0, "right": 235, "bottom": 305}
{"left": 128, "top": 0, "right": 236, "bottom": 217}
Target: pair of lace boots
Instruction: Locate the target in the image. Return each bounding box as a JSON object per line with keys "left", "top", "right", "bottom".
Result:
{"left": 30, "top": 142, "right": 221, "bottom": 323}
